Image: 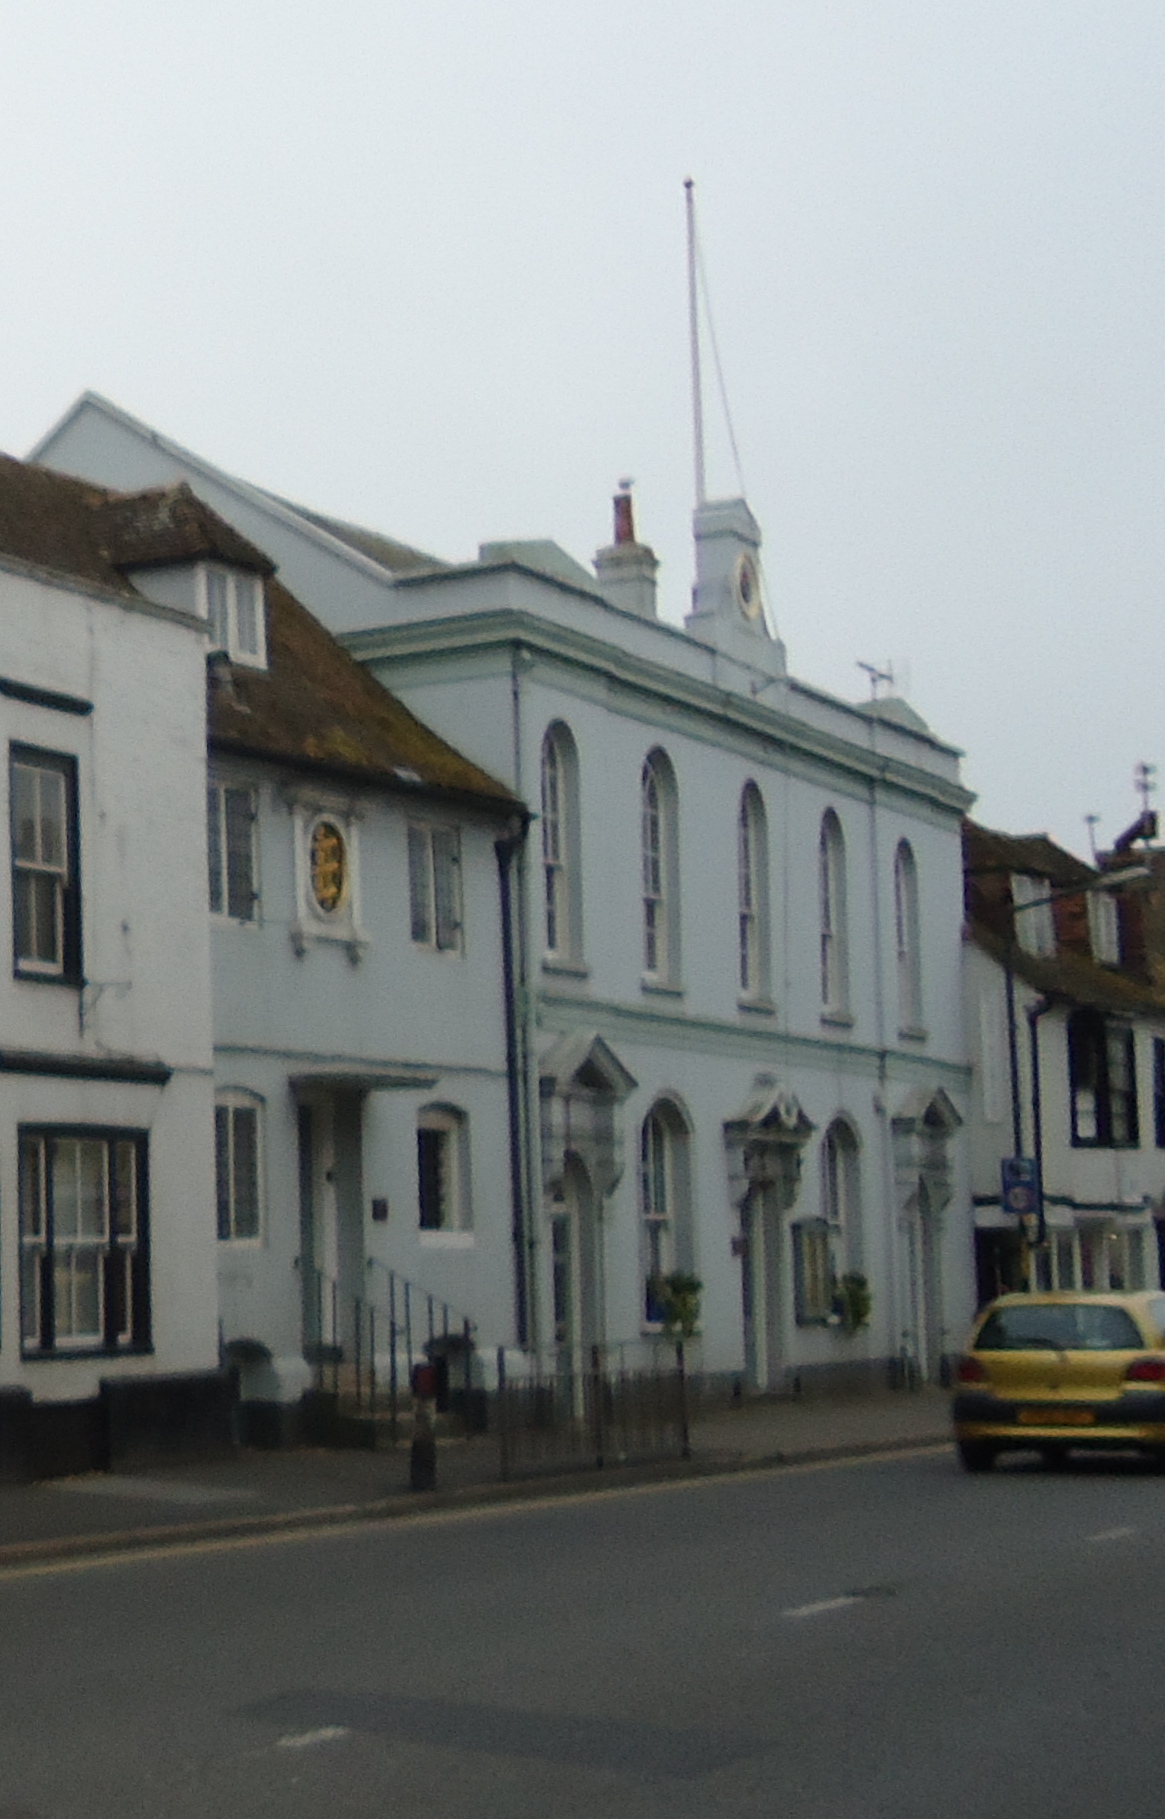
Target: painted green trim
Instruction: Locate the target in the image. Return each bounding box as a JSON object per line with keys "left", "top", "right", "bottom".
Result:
{"left": 536, "top": 988, "right": 972, "bottom": 1085}
{"left": 345, "top": 612, "right": 973, "bottom": 816}
{"left": 214, "top": 1042, "right": 507, "bottom": 1082}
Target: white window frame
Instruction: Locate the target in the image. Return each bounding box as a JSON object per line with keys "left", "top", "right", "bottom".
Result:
{"left": 819, "top": 810, "right": 850, "bottom": 1018}
{"left": 641, "top": 750, "right": 680, "bottom": 988}
{"left": 1087, "top": 889, "right": 1121, "bottom": 966}
{"left": 540, "top": 722, "right": 583, "bottom": 968}
{"left": 821, "top": 1118, "right": 862, "bottom": 1272}
{"left": 408, "top": 822, "right": 462, "bottom": 954}
{"left": 201, "top": 565, "right": 267, "bottom": 668}
{"left": 416, "top": 1105, "right": 471, "bottom": 1239}
{"left": 893, "top": 839, "right": 924, "bottom": 1034}
{"left": 737, "top": 782, "right": 771, "bottom": 1005}
{"left": 1011, "top": 873, "right": 1056, "bottom": 957}
{"left": 215, "top": 1091, "right": 264, "bottom": 1244}
{"left": 1035, "top": 1224, "right": 1147, "bottom": 1293}
{"left": 639, "top": 1099, "right": 693, "bottom": 1330}
{"left": 641, "top": 1109, "right": 675, "bottom": 1326}
{"left": 207, "top": 780, "right": 258, "bottom": 923}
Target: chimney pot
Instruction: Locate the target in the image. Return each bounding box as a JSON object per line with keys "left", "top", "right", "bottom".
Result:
{"left": 614, "top": 486, "right": 635, "bottom": 545}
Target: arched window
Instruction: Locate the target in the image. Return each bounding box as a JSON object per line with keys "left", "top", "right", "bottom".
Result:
{"left": 793, "top": 1118, "right": 861, "bottom": 1325}
{"left": 641, "top": 750, "right": 680, "bottom": 984}
{"left": 893, "top": 840, "right": 923, "bottom": 1032}
{"left": 215, "top": 1089, "right": 264, "bottom": 1242}
{"left": 819, "top": 810, "right": 849, "bottom": 1014}
{"left": 540, "top": 723, "right": 582, "bottom": 964}
{"left": 640, "top": 1099, "right": 693, "bottom": 1325}
{"left": 822, "top": 1119, "right": 861, "bottom": 1259}
{"left": 737, "top": 782, "right": 770, "bottom": 1000}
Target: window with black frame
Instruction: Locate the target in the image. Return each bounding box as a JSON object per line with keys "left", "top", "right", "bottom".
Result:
{"left": 19, "top": 1130, "right": 149, "bottom": 1355}
{"left": 1068, "top": 1009, "right": 1139, "bottom": 1148}
{"left": 10, "top": 746, "right": 80, "bottom": 981}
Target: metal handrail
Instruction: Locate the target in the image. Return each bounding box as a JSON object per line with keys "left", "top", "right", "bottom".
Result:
{"left": 300, "top": 1259, "right": 477, "bottom": 1442}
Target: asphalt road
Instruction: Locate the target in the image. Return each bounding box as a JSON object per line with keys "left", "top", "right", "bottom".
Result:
{"left": 3, "top": 1443, "right": 1165, "bottom": 1818}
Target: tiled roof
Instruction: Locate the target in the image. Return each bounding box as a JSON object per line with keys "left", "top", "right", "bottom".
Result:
{"left": 964, "top": 818, "right": 1165, "bottom": 1017}
{"left": 209, "top": 578, "right": 519, "bottom": 812}
{"left": 0, "top": 454, "right": 271, "bottom": 593}
{"left": 970, "top": 921, "right": 1165, "bottom": 1018}
{"left": 94, "top": 485, "right": 274, "bottom": 575}
{"left": 0, "top": 452, "right": 517, "bottom": 815}
{"left": 963, "top": 820, "right": 1094, "bottom": 891}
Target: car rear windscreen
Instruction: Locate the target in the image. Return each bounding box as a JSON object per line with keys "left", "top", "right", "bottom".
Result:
{"left": 975, "top": 1304, "right": 1144, "bottom": 1352}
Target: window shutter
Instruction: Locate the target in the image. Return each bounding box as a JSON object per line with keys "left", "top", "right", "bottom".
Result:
{"left": 224, "top": 788, "right": 256, "bottom": 920}
{"left": 207, "top": 785, "right": 224, "bottom": 914}
{"left": 214, "top": 1106, "right": 232, "bottom": 1241}
{"left": 433, "top": 828, "right": 460, "bottom": 950}
{"left": 408, "top": 826, "right": 432, "bottom": 943}
{"left": 231, "top": 1106, "right": 260, "bottom": 1239}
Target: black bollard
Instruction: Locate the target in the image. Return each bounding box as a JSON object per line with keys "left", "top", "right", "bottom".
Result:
{"left": 409, "top": 1427, "right": 436, "bottom": 1491}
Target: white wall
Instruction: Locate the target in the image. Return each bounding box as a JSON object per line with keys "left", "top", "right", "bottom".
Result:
{"left": 0, "top": 561, "right": 217, "bottom": 1399}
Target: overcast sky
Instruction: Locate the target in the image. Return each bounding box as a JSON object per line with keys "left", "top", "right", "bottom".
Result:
{"left": 2, "top": 1, "right": 1163, "bottom": 856}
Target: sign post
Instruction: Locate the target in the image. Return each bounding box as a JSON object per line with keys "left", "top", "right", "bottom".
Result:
{"left": 1002, "top": 1156, "right": 1044, "bottom": 1248}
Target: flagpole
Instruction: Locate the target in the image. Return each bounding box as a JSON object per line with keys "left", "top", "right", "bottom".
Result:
{"left": 684, "top": 177, "right": 706, "bottom": 508}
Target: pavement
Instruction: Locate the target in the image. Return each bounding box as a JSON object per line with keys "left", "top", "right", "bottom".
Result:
{"left": 0, "top": 1385, "right": 952, "bottom": 1567}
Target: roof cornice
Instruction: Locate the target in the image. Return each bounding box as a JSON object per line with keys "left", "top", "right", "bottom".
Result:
{"left": 344, "top": 609, "right": 974, "bottom": 815}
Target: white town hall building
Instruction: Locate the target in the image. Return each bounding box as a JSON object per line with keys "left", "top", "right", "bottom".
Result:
{"left": 35, "top": 393, "right": 976, "bottom": 1392}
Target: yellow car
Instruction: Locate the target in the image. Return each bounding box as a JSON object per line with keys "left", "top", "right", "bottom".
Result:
{"left": 953, "top": 1291, "right": 1165, "bottom": 1471}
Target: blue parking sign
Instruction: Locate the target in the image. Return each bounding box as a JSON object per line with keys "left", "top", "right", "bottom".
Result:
{"left": 1001, "top": 1157, "right": 1043, "bottom": 1242}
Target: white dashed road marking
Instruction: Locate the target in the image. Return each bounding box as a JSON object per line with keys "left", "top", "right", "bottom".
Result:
{"left": 1087, "top": 1526, "right": 1136, "bottom": 1543}
{"left": 276, "top": 1727, "right": 351, "bottom": 1750}
{"left": 782, "top": 1595, "right": 861, "bottom": 1619}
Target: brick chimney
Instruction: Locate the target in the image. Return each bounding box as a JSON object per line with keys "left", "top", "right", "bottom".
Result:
{"left": 593, "top": 482, "right": 659, "bottom": 619}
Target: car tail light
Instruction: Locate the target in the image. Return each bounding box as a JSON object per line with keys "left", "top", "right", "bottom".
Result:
{"left": 956, "top": 1355, "right": 987, "bottom": 1384}
{"left": 1125, "top": 1356, "right": 1165, "bottom": 1383}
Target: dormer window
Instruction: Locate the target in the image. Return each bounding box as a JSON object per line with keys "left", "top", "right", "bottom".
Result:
{"left": 1088, "top": 889, "right": 1121, "bottom": 966}
{"left": 1010, "top": 873, "right": 1055, "bottom": 957}
{"left": 202, "top": 566, "right": 266, "bottom": 668}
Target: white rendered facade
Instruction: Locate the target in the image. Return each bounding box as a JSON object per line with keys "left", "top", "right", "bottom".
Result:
{"left": 35, "top": 396, "right": 977, "bottom": 1389}
{"left": 0, "top": 547, "right": 218, "bottom": 1438}
{"left": 205, "top": 742, "right": 519, "bottom": 1419}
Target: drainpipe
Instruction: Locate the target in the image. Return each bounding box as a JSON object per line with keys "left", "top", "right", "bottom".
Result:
{"left": 1026, "top": 996, "right": 1055, "bottom": 1263}
{"left": 496, "top": 819, "right": 531, "bottom": 1348}
{"left": 865, "top": 725, "right": 902, "bottom": 1381}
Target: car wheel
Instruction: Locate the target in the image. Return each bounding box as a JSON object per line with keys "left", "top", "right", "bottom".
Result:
{"left": 957, "top": 1439, "right": 997, "bottom": 1473}
{"left": 1040, "top": 1446, "right": 1070, "bottom": 1471}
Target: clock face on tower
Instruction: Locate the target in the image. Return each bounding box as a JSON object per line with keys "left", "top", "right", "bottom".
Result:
{"left": 734, "top": 552, "right": 761, "bottom": 621}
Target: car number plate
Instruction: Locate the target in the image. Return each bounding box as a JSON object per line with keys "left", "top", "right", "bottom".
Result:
{"left": 1017, "top": 1407, "right": 1095, "bottom": 1426}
